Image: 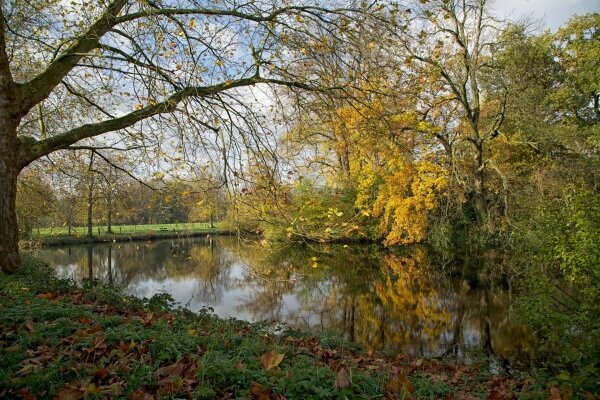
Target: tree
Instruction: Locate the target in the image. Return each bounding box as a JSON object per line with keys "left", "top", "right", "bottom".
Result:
{"left": 15, "top": 166, "right": 55, "bottom": 237}
{"left": 0, "top": 0, "right": 379, "bottom": 273}
{"left": 395, "top": 0, "right": 508, "bottom": 226}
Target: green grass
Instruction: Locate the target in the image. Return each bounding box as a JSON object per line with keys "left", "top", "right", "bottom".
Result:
{"left": 31, "top": 222, "right": 222, "bottom": 239}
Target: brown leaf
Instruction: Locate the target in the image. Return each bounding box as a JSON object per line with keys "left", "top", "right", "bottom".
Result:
{"left": 142, "top": 312, "right": 165, "bottom": 326}
{"left": 37, "top": 292, "right": 55, "bottom": 300}
{"left": 54, "top": 386, "right": 85, "bottom": 400}
{"left": 488, "top": 389, "right": 502, "bottom": 400}
{"left": 24, "top": 320, "right": 34, "bottom": 332}
{"left": 157, "top": 380, "right": 183, "bottom": 397}
{"left": 386, "top": 373, "right": 414, "bottom": 396}
{"left": 250, "top": 382, "right": 271, "bottom": 400}
{"left": 14, "top": 387, "right": 35, "bottom": 400}
{"left": 334, "top": 367, "right": 351, "bottom": 389}
{"left": 155, "top": 360, "right": 185, "bottom": 379}
{"left": 259, "top": 350, "right": 285, "bottom": 370}
{"left": 78, "top": 316, "right": 93, "bottom": 325}
{"left": 87, "top": 335, "right": 107, "bottom": 354}
{"left": 93, "top": 367, "right": 110, "bottom": 380}
{"left": 550, "top": 387, "right": 562, "bottom": 400}
{"left": 128, "top": 390, "right": 154, "bottom": 400}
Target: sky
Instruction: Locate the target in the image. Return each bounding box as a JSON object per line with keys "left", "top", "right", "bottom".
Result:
{"left": 493, "top": 0, "right": 600, "bottom": 31}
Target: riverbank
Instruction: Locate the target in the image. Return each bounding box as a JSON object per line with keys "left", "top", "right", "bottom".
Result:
{"left": 25, "top": 223, "right": 235, "bottom": 247}
{"left": 0, "top": 256, "right": 582, "bottom": 399}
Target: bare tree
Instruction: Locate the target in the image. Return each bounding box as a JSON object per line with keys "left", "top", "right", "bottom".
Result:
{"left": 0, "top": 0, "right": 380, "bottom": 273}
{"left": 394, "top": 0, "right": 507, "bottom": 223}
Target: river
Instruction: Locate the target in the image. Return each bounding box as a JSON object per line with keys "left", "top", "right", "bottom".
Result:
{"left": 39, "top": 236, "right": 534, "bottom": 363}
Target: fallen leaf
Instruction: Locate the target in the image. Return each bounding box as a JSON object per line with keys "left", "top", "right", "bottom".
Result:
{"left": 87, "top": 335, "right": 108, "bottom": 355}
{"left": 157, "top": 380, "right": 183, "bottom": 397}
{"left": 250, "top": 382, "right": 271, "bottom": 400}
{"left": 54, "top": 386, "right": 85, "bottom": 400}
{"left": 386, "top": 373, "right": 414, "bottom": 396}
{"left": 259, "top": 350, "right": 285, "bottom": 370}
{"left": 93, "top": 367, "right": 110, "bottom": 380}
{"left": 411, "top": 358, "right": 423, "bottom": 367}
{"left": 37, "top": 292, "right": 55, "bottom": 300}
{"left": 334, "top": 367, "right": 351, "bottom": 389}
{"left": 550, "top": 387, "right": 562, "bottom": 400}
{"left": 128, "top": 390, "right": 154, "bottom": 400}
{"left": 488, "top": 389, "right": 502, "bottom": 400}
{"left": 24, "top": 320, "right": 34, "bottom": 332}
{"left": 14, "top": 387, "right": 35, "bottom": 400}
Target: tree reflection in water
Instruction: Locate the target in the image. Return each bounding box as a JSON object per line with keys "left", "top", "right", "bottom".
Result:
{"left": 41, "top": 236, "right": 534, "bottom": 360}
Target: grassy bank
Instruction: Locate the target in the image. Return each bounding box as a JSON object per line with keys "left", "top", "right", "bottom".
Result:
{"left": 27, "top": 223, "right": 233, "bottom": 246}
{"left": 0, "top": 257, "right": 584, "bottom": 399}
{"left": 32, "top": 223, "right": 218, "bottom": 238}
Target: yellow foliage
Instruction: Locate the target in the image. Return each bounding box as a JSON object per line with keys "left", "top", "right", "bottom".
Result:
{"left": 373, "top": 161, "right": 447, "bottom": 245}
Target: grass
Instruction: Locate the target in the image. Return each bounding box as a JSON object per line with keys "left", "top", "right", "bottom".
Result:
{"left": 0, "top": 256, "right": 584, "bottom": 399}
{"left": 31, "top": 222, "right": 221, "bottom": 239}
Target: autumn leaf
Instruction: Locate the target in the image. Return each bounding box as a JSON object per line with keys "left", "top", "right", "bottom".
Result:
{"left": 55, "top": 385, "right": 85, "bottom": 400}
{"left": 250, "top": 382, "right": 272, "bottom": 400}
{"left": 77, "top": 316, "right": 93, "bottom": 325}
{"left": 385, "top": 373, "right": 414, "bottom": 396}
{"left": 14, "top": 387, "right": 35, "bottom": 400}
{"left": 86, "top": 335, "right": 107, "bottom": 355}
{"left": 550, "top": 387, "right": 563, "bottom": 400}
{"left": 334, "top": 367, "right": 351, "bottom": 389}
{"left": 93, "top": 367, "right": 110, "bottom": 380}
{"left": 259, "top": 350, "right": 285, "bottom": 370}
{"left": 128, "top": 390, "right": 154, "bottom": 400}
{"left": 487, "top": 389, "right": 503, "bottom": 400}
{"left": 24, "top": 320, "right": 34, "bottom": 332}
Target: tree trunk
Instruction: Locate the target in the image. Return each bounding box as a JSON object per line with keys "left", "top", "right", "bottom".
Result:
{"left": 87, "top": 185, "right": 94, "bottom": 238}
{"left": 473, "top": 140, "right": 487, "bottom": 222}
{"left": 107, "top": 188, "right": 112, "bottom": 234}
{"left": 0, "top": 156, "right": 20, "bottom": 274}
{"left": 0, "top": 120, "right": 21, "bottom": 274}
{"left": 86, "top": 154, "right": 95, "bottom": 239}
{"left": 106, "top": 168, "right": 113, "bottom": 234}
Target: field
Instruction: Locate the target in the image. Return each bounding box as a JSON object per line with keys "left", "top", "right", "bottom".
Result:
{"left": 31, "top": 222, "right": 220, "bottom": 239}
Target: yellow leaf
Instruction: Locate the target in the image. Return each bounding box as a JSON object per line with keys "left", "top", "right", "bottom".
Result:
{"left": 259, "top": 350, "right": 285, "bottom": 370}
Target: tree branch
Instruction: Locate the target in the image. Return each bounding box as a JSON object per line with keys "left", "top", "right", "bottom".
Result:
{"left": 19, "top": 0, "right": 128, "bottom": 112}
{"left": 18, "top": 75, "right": 326, "bottom": 166}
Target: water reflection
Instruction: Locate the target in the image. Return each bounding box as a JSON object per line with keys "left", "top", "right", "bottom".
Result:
{"left": 40, "top": 237, "right": 533, "bottom": 360}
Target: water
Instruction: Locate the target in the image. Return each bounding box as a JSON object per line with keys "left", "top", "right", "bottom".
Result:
{"left": 39, "top": 236, "right": 534, "bottom": 361}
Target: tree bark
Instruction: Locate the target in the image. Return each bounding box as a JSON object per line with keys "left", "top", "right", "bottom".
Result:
{"left": 87, "top": 186, "right": 95, "bottom": 238}
{"left": 0, "top": 146, "right": 20, "bottom": 274}
{"left": 86, "top": 154, "right": 95, "bottom": 239}
{"left": 473, "top": 140, "right": 486, "bottom": 222}
{"left": 0, "top": 6, "right": 23, "bottom": 274}
{"left": 107, "top": 186, "right": 113, "bottom": 234}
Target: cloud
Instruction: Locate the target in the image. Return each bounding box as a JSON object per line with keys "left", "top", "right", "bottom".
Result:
{"left": 492, "top": 0, "right": 600, "bottom": 31}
